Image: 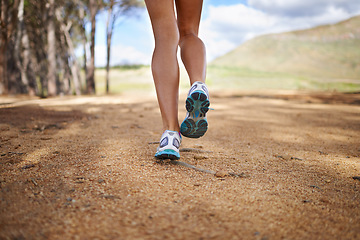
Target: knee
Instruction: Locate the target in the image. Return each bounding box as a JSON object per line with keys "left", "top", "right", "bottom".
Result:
{"left": 179, "top": 31, "right": 194, "bottom": 44}
{"left": 178, "top": 31, "right": 203, "bottom": 47}
{"left": 178, "top": 20, "right": 201, "bottom": 40}
{"left": 179, "top": 25, "right": 197, "bottom": 38}
{"left": 154, "top": 24, "right": 180, "bottom": 47}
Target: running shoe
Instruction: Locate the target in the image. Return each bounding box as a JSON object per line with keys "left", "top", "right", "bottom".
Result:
{"left": 180, "top": 81, "right": 210, "bottom": 138}
{"left": 155, "top": 130, "right": 181, "bottom": 160}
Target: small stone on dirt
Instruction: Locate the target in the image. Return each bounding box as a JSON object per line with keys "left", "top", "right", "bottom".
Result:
{"left": 215, "top": 170, "right": 228, "bottom": 178}
{"left": 22, "top": 164, "right": 35, "bottom": 169}
{"left": 228, "top": 172, "right": 249, "bottom": 178}
{"left": 102, "top": 195, "right": 120, "bottom": 200}
{"left": 194, "top": 155, "right": 207, "bottom": 160}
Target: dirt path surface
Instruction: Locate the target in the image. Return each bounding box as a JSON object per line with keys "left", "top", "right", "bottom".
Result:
{"left": 1, "top": 91, "right": 360, "bottom": 240}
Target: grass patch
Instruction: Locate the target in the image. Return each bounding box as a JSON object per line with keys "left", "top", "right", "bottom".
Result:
{"left": 92, "top": 65, "right": 360, "bottom": 94}
{"left": 207, "top": 65, "right": 360, "bottom": 92}
{"left": 94, "top": 66, "right": 154, "bottom": 94}
{"left": 306, "top": 81, "right": 360, "bottom": 92}
{"left": 207, "top": 65, "right": 307, "bottom": 90}
{"left": 96, "top": 64, "right": 147, "bottom": 70}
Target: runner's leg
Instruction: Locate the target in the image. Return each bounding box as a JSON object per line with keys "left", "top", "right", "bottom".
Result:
{"left": 176, "top": 0, "right": 206, "bottom": 85}
{"left": 145, "top": 0, "right": 180, "bottom": 132}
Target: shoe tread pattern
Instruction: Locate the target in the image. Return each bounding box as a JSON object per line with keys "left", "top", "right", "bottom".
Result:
{"left": 180, "top": 91, "right": 210, "bottom": 138}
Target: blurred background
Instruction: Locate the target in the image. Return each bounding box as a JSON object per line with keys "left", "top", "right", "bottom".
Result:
{"left": 1, "top": 0, "right": 359, "bottom": 97}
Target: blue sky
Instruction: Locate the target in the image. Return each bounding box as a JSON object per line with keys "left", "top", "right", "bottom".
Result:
{"left": 92, "top": 0, "right": 360, "bottom": 67}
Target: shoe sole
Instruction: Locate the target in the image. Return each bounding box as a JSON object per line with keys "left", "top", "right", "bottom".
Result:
{"left": 155, "top": 149, "right": 180, "bottom": 160}
{"left": 180, "top": 91, "right": 210, "bottom": 138}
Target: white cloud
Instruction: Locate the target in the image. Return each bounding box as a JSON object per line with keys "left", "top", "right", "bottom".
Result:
{"left": 248, "top": 0, "right": 360, "bottom": 17}
{"left": 200, "top": 1, "right": 360, "bottom": 61}
{"left": 200, "top": 4, "right": 280, "bottom": 61}
{"left": 95, "top": 44, "right": 151, "bottom": 67}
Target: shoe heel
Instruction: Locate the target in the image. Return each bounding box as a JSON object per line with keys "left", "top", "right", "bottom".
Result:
{"left": 181, "top": 89, "right": 210, "bottom": 138}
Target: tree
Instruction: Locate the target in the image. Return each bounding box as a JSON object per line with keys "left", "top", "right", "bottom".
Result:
{"left": 14, "top": 0, "right": 37, "bottom": 95}
{"left": 56, "top": 7, "right": 81, "bottom": 95}
{"left": 0, "top": 0, "right": 20, "bottom": 94}
{"left": 77, "top": 0, "right": 88, "bottom": 87}
{"left": 105, "top": 0, "right": 114, "bottom": 94}
{"left": 47, "top": 0, "right": 57, "bottom": 96}
{"left": 26, "top": 0, "right": 49, "bottom": 97}
{"left": 0, "top": 0, "right": 142, "bottom": 96}
{"left": 86, "top": 0, "right": 98, "bottom": 94}
{"left": 105, "top": 0, "right": 143, "bottom": 94}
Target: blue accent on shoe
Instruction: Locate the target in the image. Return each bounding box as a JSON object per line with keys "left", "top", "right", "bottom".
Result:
{"left": 155, "top": 149, "right": 180, "bottom": 160}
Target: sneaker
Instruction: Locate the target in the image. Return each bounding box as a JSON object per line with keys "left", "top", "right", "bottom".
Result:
{"left": 180, "top": 81, "right": 210, "bottom": 138}
{"left": 155, "top": 130, "right": 181, "bottom": 160}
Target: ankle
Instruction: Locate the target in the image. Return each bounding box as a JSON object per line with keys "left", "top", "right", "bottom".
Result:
{"left": 163, "top": 124, "right": 180, "bottom": 133}
{"left": 191, "top": 80, "right": 205, "bottom": 85}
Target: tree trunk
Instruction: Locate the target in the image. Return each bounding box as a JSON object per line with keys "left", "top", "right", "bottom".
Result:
{"left": 23, "top": 28, "right": 37, "bottom": 95}
{"left": 0, "top": 0, "right": 20, "bottom": 95}
{"left": 0, "top": 0, "right": 9, "bottom": 94}
{"left": 86, "top": 0, "right": 97, "bottom": 94}
{"left": 14, "top": 0, "right": 36, "bottom": 95}
{"left": 39, "top": 60, "right": 47, "bottom": 98}
{"left": 105, "top": 0, "right": 114, "bottom": 94}
{"left": 47, "top": 0, "right": 57, "bottom": 96}
{"left": 58, "top": 21, "right": 70, "bottom": 95}
{"left": 82, "top": 27, "right": 87, "bottom": 91}
{"left": 64, "top": 26, "right": 81, "bottom": 95}
{"left": 56, "top": 9, "right": 81, "bottom": 95}
{"left": 78, "top": 1, "right": 87, "bottom": 91}
{"left": 0, "top": 38, "right": 7, "bottom": 95}
{"left": 105, "top": 31, "right": 112, "bottom": 94}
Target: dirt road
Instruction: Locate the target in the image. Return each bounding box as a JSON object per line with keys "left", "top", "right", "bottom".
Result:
{"left": 1, "top": 91, "right": 359, "bottom": 239}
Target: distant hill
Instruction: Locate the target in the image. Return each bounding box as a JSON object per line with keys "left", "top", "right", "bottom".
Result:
{"left": 211, "top": 15, "right": 360, "bottom": 80}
